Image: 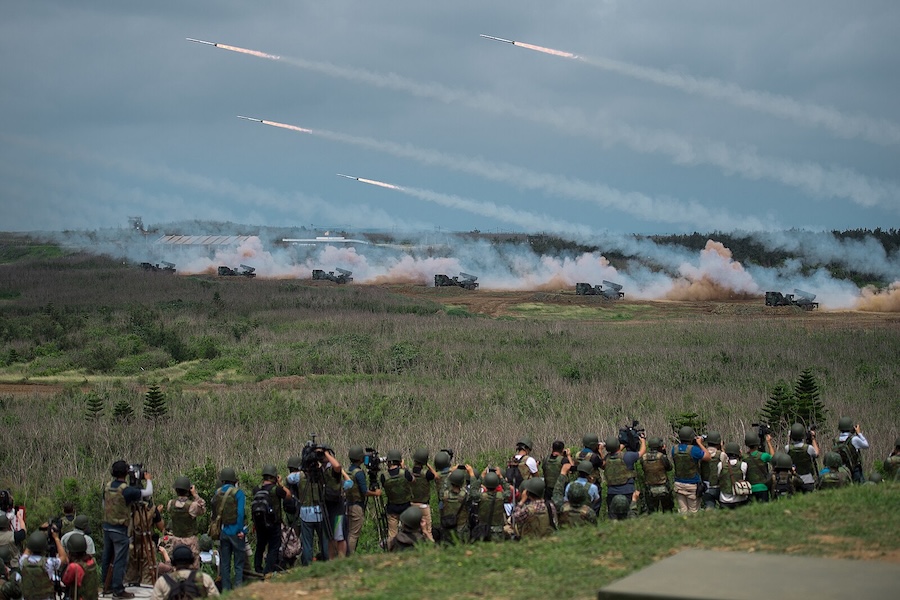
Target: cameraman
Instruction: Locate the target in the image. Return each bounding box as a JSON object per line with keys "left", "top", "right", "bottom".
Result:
{"left": 379, "top": 451, "right": 413, "bottom": 541}
{"left": 292, "top": 447, "right": 342, "bottom": 564}
{"left": 602, "top": 434, "right": 646, "bottom": 520}
{"left": 346, "top": 447, "right": 382, "bottom": 555}
{"left": 101, "top": 460, "right": 152, "bottom": 600}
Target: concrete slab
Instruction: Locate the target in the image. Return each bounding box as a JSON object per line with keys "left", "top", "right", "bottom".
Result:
{"left": 598, "top": 549, "right": 900, "bottom": 600}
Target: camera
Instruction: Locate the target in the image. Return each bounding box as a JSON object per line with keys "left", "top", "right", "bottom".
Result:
{"left": 618, "top": 419, "right": 646, "bottom": 453}
{"left": 128, "top": 463, "right": 145, "bottom": 487}
{"left": 363, "top": 447, "right": 383, "bottom": 470}
{"left": 301, "top": 435, "right": 333, "bottom": 472}
{"left": 806, "top": 423, "right": 818, "bottom": 445}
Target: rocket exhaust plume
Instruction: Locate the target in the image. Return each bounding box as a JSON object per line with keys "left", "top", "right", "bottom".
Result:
{"left": 481, "top": 34, "right": 579, "bottom": 59}
{"left": 185, "top": 37, "right": 280, "bottom": 60}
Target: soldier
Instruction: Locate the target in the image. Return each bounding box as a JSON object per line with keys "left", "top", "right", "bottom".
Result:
{"left": 469, "top": 471, "right": 511, "bottom": 542}
{"left": 386, "top": 507, "right": 424, "bottom": 552}
{"left": 379, "top": 450, "right": 413, "bottom": 541}
{"left": 554, "top": 461, "right": 601, "bottom": 510}
{"left": 61, "top": 533, "right": 99, "bottom": 600}
{"left": 744, "top": 430, "right": 775, "bottom": 502}
{"left": 557, "top": 483, "right": 596, "bottom": 528}
{"left": 608, "top": 492, "right": 640, "bottom": 520}
{"left": 19, "top": 530, "right": 67, "bottom": 600}
{"left": 438, "top": 468, "right": 473, "bottom": 543}
{"left": 885, "top": 438, "right": 900, "bottom": 481}
{"left": 718, "top": 442, "right": 751, "bottom": 509}
{"left": 771, "top": 452, "right": 803, "bottom": 499}
{"left": 786, "top": 423, "right": 820, "bottom": 492}
{"left": 210, "top": 467, "right": 244, "bottom": 591}
{"left": 819, "top": 452, "right": 852, "bottom": 489}
{"left": 409, "top": 448, "right": 440, "bottom": 543}
{"left": 345, "top": 447, "right": 382, "bottom": 554}
{"left": 640, "top": 437, "right": 674, "bottom": 513}
{"left": 834, "top": 417, "right": 869, "bottom": 483}
{"left": 541, "top": 441, "right": 570, "bottom": 502}
{"left": 508, "top": 478, "right": 555, "bottom": 539}
{"left": 700, "top": 431, "right": 724, "bottom": 509}
{"left": 671, "top": 427, "right": 711, "bottom": 514}
{"left": 166, "top": 477, "right": 207, "bottom": 569}
{"left": 150, "top": 545, "right": 219, "bottom": 599}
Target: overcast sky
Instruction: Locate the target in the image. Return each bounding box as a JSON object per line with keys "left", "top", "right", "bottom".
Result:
{"left": 2, "top": 0, "right": 898, "bottom": 236}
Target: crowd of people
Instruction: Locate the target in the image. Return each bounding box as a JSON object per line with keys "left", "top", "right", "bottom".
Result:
{"left": 0, "top": 417, "right": 896, "bottom": 599}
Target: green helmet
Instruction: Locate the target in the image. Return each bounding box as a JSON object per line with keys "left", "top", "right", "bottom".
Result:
{"left": 220, "top": 467, "right": 237, "bottom": 483}
{"left": 434, "top": 451, "right": 451, "bottom": 470}
{"left": 773, "top": 452, "right": 793, "bottom": 469}
{"left": 647, "top": 437, "right": 663, "bottom": 451}
{"left": 605, "top": 435, "right": 621, "bottom": 453}
{"left": 0, "top": 514, "right": 8, "bottom": 529}
{"left": 348, "top": 446, "right": 365, "bottom": 462}
{"left": 567, "top": 483, "right": 588, "bottom": 506}
{"left": 27, "top": 531, "right": 48, "bottom": 554}
{"left": 524, "top": 477, "right": 545, "bottom": 498}
{"left": 448, "top": 469, "right": 466, "bottom": 487}
{"left": 484, "top": 472, "right": 500, "bottom": 488}
{"left": 287, "top": 456, "right": 303, "bottom": 470}
{"left": 678, "top": 426, "right": 695, "bottom": 443}
{"left": 610, "top": 494, "right": 630, "bottom": 516}
{"left": 0, "top": 544, "right": 14, "bottom": 565}
{"left": 724, "top": 442, "right": 741, "bottom": 456}
{"left": 706, "top": 431, "right": 722, "bottom": 445}
{"left": 67, "top": 532, "right": 88, "bottom": 554}
{"left": 262, "top": 464, "right": 278, "bottom": 478}
{"left": 838, "top": 417, "right": 853, "bottom": 432}
{"left": 517, "top": 437, "right": 533, "bottom": 451}
{"left": 74, "top": 515, "right": 90, "bottom": 531}
{"left": 577, "top": 460, "right": 593, "bottom": 476}
{"left": 867, "top": 472, "right": 883, "bottom": 484}
{"left": 789, "top": 423, "right": 806, "bottom": 441}
{"left": 199, "top": 534, "right": 214, "bottom": 551}
{"left": 413, "top": 448, "right": 429, "bottom": 464}
{"left": 582, "top": 433, "right": 599, "bottom": 449}
{"left": 386, "top": 449, "right": 402, "bottom": 463}
{"left": 399, "top": 505, "right": 423, "bottom": 529}
{"left": 174, "top": 476, "right": 191, "bottom": 492}
{"left": 744, "top": 431, "right": 761, "bottom": 447}
{"left": 824, "top": 452, "right": 843, "bottom": 469}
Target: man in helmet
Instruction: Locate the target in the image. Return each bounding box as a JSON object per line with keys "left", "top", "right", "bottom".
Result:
{"left": 641, "top": 437, "right": 674, "bottom": 514}
{"left": 885, "top": 438, "right": 900, "bottom": 482}
{"left": 699, "top": 432, "right": 723, "bottom": 510}
{"left": 210, "top": 467, "right": 245, "bottom": 591}
{"left": 552, "top": 461, "right": 601, "bottom": 513}
{"left": 541, "top": 441, "right": 571, "bottom": 502}
{"left": 819, "top": 452, "right": 852, "bottom": 489}
{"left": 386, "top": 506, "right": 424, "bottom": 552}
{"left": 345, "top": 446, "right": 383, "bottom": 554}
{"left": 771, "top": 452, "right": 803, "bottom": 499}
{"left": 166, "top": 477, "right": 207, "bottom": 569}
{"left": 670, "top": 427, "right": 711, "bottom": 514}
{"left": 506, "top": 438, "right": 538, "bottom": 501}
{"left": 61, "top": 515, "right": 96, "bottom": 558}
{"left": 717, "top": 442, "right": 750, "bottom": 508}
{"left": 603, "top": 434, "right": 646, "bottom": 520}
{"left": 743, "top": 430, "right": 775, "bottom": 502}
{"left": 61, "top": 532, "right": 98, "bottom": 600}
{"left": 101, "top": 460, "right": 153, "bottom": 599}
{"left": 251, "top": 464, "right": 292, "bottom": 575}
{"left": 508, "top": 478, "right": 555, "bottom": 539}
{"left": 20, "top": 529, "right": 67, "bottom": 600}
{"left": 379, "top": 450, "right": 414, "bottom": 542}
{"left": 438, "top": 466, "right": 474, "bottom": 543}
{"left": 785, "top": 423, "right": 820, "bottom": 493}
{"left": 409, "top": 448, "right": 440, "bottom": 543}
{"left": 557, "top": 482, "right": 596, "bottom": 528}
{"left": 608, "top": 492, "right": 640, "bottom": 520}
{"left": 0, "top": 544, "right": 21, "bottom": 600}
{"left": 469, "top": 469, "right": 512, "bottom": 542}
{"left": 575, "top": 434, "right": 605, "bottom": 495}
{"left": 151, "top": 545, "right": 219, "bottom": 599}
{"left": 0, "top": 515, "right": 25, "bottom": 572}
{"left": 834, "top": 417, "right": 869, "bottom": 483}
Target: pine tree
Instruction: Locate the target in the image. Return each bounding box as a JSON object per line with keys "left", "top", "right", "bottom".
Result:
{"left": 792, "top": 368, "right": 827, "bottom": 427}
{"left": 143, "top": 385, "right": 168, "bottom": 420}
{"left": 112, "top": 397, "right": 134, "bottom": 421}
{"left": 668, "top": 411, "right": 708, "bottom": 438}
{"left": 84, "top": 392, "right": 105, "bottom": 421}
{"left": 760, "top": 380, "right": 794, "bottom": 434}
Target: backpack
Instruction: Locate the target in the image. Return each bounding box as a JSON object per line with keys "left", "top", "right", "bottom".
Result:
{"left": 542, "top": 455, "right": 564, "bottom": 498}
{"left": 280, "top": 523, "right": 300, "bottom": 560}
{"left": 162, "top": 570, "right": 206, "bottom": 600}
{"left": 773, "top": 471, "right": 795, "bottom": 498}
{"left": 505, "top": 456, "right": 526, "bottom": 497}
{"left": 834, "top": 437, "right": 860, "bottom": 472}
{"left": 251, "top": 486, "right": 278, "bottom": 529}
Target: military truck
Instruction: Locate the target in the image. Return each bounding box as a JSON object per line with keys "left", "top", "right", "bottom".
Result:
{"left": 764, "top": 289, "right": 818, "bottom": 310}
{"left": 575, "top": 280, "right": 624, "bottom": 299}
{"left": 218, "top": 264, "right": 257, "bottom": 278}
{"left": 312, "top": 267, "right": 353, "bottom": 284}
{"left": 140, "top": 261, "right": 176, "bottom": 274}
{"left": 434, "top": 272, "right": 479, "bottom": 290}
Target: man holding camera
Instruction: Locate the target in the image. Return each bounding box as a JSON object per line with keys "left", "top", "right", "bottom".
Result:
{"left": 671, "top": 427, "right": 711, "bottom": 514}
{"left": 380, "top": 450, "right": 414, "bottom": 541}
{"left": 744, "top": 430, "right": 775, "bottom": 502}
{"left": 346, "top": 447, "right": 382, "bottom": 554}
{"left": 101, "top": 460, "right": 153, "bottom": 599}
{"left": 602, "top": 434, "right": 646, "bottom": 520}
{"left": 252, "top": 465, "right": 292, "bottom": 575}
{"left": 166, "top": 477, "right": 207, "bottom": 569}
{"left": 835, "top": 417, "right": 869, "bottom": 483}
{"left": 291, "top": 446, "right": 342, "bottom": 564}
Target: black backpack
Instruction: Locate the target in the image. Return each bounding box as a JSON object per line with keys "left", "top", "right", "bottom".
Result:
{"left": 505, "top": 457, "right": 525, "bottom": 497}
{"left": 163, "top": 571, "right": 205, "bottom": 600}
{"left": 251, "top": 486, "right": 277, "bottom": 529}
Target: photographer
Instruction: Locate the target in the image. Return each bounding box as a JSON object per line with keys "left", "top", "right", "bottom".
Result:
{"left": 744, "top": 430, "right": 775, "bottom": 502}
{"left": 834, "top": 417, "right": 869, "bottom": 483}
{"left": 786, "top": 423, "right": 820, "bottom": 493}
{"left": 541, "top": 441, "right": 570, "bottom": 502}
{"left": 166, "top": 477, "right": 206, "bottom": 569}
{"left": 20, "top": 528, "right": 67, "bottom": 600}
{"left": 251, "top": 465, "right": 291, "bottom": 575}
{"left": 641, "top": 437, "right": 674, "bottom": 514}
{"left": 345, "top": 447, "right": 382, "bottom": 554}
{"left": 379, "top": 451, "right": 414, "bottom": 541}
{"left": 602, "top": 434, "right": 646, "bottom": 520}
{"left": 0, "top": 514, "right": 25, "bottom": 569}
{"left": 101, "top": 460, "right": 152, "bottom": 600}
{"left": 671, "top": 427, "right": 711, "bottom": 514}
{"left": 409, "top": 448, "right": 440, "bottom": 542}
{"left": 292, "top": 445, "right": 342, "bottom": 564}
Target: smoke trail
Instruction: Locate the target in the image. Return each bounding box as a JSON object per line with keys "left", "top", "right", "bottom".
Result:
{"left": 247, "top": 117, "right": 771, "bottom": 231}
{"left": 195, "top": 40, "right": 900, "bottom": 211}
{"left": 490, "top": 35, "right": 900, "bottom": 146}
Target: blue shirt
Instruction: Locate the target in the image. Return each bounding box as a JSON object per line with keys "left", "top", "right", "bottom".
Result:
{"left": 566, "top": 478, "right": 600, "bottom": 504}
{"left": 672, "top": 444, "right": 706, "bottom": 483}
{"left": 218, "top": 484, "right": 246, "bottom": 536}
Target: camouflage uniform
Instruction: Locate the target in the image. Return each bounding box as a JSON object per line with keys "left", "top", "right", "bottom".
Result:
{"left": 508, "top": 500, "right": 556, "bottom": 539}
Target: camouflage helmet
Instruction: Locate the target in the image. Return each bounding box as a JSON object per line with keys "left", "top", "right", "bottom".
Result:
{"left": 605, "top": 435, "right": 621, "bottom": 453}
{"left": 744, "top": 431, "right": 761, "bottom": 447}
{"left": 517, "top": 437, "right": 533, "bottom": 451}
{"left": 348, "top": 446, "right": 365, "bottom": 462}
{"left": 706, "top": 431, "right": 722, "bottom": 445}
{"left": 386, "top": 449, "right": 402, "bottom": 463}
{"left": 790, "top": 423, "right": 806, "bottom": 441}
{"left": 399, "top": 505, "right": 423, "bottom": 529}
{"left": 171, "top": 545, "right": 194, "bottom": 567}
{"left": 773, "top": 452, "right": 793, "bottom": 469}
{"left": 219, "top": 467, "right": 237, "bottom": 483}
{"left": 838, "top": 417, "right": 853, "bottom": 432}
{"left": 199, "top": 534, "right": 214, "bottom": 551}
{"left": 577, "top": 460, "right": 593, "bottom": 476}
{"left": 67, "top": 532, "right": 88, "bottom": 554}
{"left": 523, "top": 477, "right": 545, "bottom": 498}
{"left": 582, "top": 433, "right": 599, "bottom": 449}
{"left": 174, "top": 476, "right": 191, "bottom": 492}
{"left": 678, "top": 426, "right": 695, "bottom": 443}
{"left": 434, "top": 451, "right": 451, "bottom": 470}
{"left": 567, "top": 483, "right": 588, "bottom": 506}
{"left": 610, "top": 494, "right": 630, "bottom": 516}
{"left": 448, "top": 469, "right": 466, "bottom": 487}
{"left": 647, "top": 437, "right": 664, "bottom": 451}
{"left": 867, "top": 472, "right": 883, "bottom": 484}
{"left": 824, "top": 452, "right": 843, "bottom": 469}
{"left": 27, "top": 531, "right": 48, "bottom": 554}
{"left": 484, "top": 472, "right": 501, "bottom": 489}
{"left": 262, "top": 464, "right": 278, "bottom": 478}
{"left": 724, "top": 442, "right": 741, "bottom": 456}
{"left": 0, "top": 514, "right": 8, "bottom": 529}
{"left": 287, "top": 456, "right": 303, "bottom": 470}
{"left": 412, "top": 448, "right": 429, "bottom": 464}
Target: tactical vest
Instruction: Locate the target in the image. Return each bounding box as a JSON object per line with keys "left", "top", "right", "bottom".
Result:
{"left": 673, "top": 445, "right": 699, "bottom": 480}
{"left": 641, "top": 451, "right": 668, "bottom": 486}
{"left": 345, "top": 465, "right": 363, "bottom": 504}
{"left": 559, "top": 504, "right": 594, "bottom": 527}
{"left": 819, "top": 469, "right": 849, "bottom": 489}
{"left": 0, "top": 530, "right": 19, "bottom": 565}
{"left": 517, "top": 503, "right": 552, "bottom": 538}
{"left": 575, "top": 450, "right": 603, "bottom": 483}
{"left": 213, "top": 486, "right": 238, "bottom": 526}
{"left": 59, "top": 515, "right": 76, "bottom": 536}
{"left": 69, "top": 559, "right": 99, "bottom": 600}
{"left": 834, "top": 436, "right": 861, "bottom": 471}
{"left": 169, "top": 498, "right": 197, "bottom": 538}
{"left": 745, "top": 452, "right": 770, "bottom": 486}
{"left": 323, "top": 470, "right": 344, "bottom": 503}
{"left": 477, "top": 491, "right": 506, "bottom": 527}
{"left": 542, "top": 455, "right": 564, "bottom": 495}
{"left": 700, "top": 448, "right": 722, "bottom": 487}
{"left": 719, "top": 460, "right": 745, "bottom": 495}
{"left": 382, "top": 469, "right": 412, "bottom": 505}
{"left": 409, "top": 467, "right": 432, "bottom": 504}
{"left": 604, "top": 453, "right": 631, "bottom": 487}
{"left": 440, "top": 489, "right": 469, "bottom": 528}
{"left": 788, "top": 444, "right": 816, "bottom": 477}
{"left": 773, "top": 471, "right": 795, "bottom": 497}
{"left": 20, "top": 557, "right": 54, "bottom": 600}
{"left": 103, "top": 481, "right": 130, "bottom": 526}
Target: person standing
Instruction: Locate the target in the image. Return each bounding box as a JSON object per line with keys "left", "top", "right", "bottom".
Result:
{"left": 744, "top": 431, "right": 775, "bottom": 503}
{"left": 211, "top": 467, "right": 245, "bottom": 591}
{"left": 834, "top": 417, "right": 869, "bottom": 483}
{"left": 101, "top": 460, "right": 152, "bottom": 599}
{"left": 166, "top": 477, "right": 206, "bottom": 569}
{"left": 786, "top": 424, "right": 820, "bottom": 493}
{"left": 345, "top": 447, "right": 382, "bottom": 554}
{"left": 670, "top": 427, "right": 711, "bottom": 514}
{"left": 251, "top": 465, "right": 291, "bottom": 575}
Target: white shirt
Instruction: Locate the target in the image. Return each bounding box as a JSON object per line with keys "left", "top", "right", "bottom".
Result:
{"left": 717, "top": 459, "right": 749, "bottom": 505}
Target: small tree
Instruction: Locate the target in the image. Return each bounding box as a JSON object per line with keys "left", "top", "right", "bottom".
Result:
{"left": 668, "top": 411, "right": 708, "bottom": 438}
{"left": 760, "top": 380, "right": 794, "bottom": 434}
{"left": 792, "top": 368, "right": 828, "bottom": 427}
{"left": 112, "top": 397, "right": 134, "bottom": 421}
{"left": 84, "top": 392, "right": 105, "bottom": 421}
{"left": 143, "top": 385, "right": 168, "bottom": 420}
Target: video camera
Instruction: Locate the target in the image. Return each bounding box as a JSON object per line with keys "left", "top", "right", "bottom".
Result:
{"left": 751, "top": 423, "right": 772, "bottom": 447}
{"left": 806, "top": 423, "right": 817, "bottom": 445}
{"left": 301, "top": 434, "right": 334, "bottom": 473}
{"left": 128, "top": 463, "right": 145, "bottom": 487}
{"left": 363, "top": 447, "right": 384, "bottom": 471}
{"left": 618, "top": 419, "right": 646, "bottom": 453}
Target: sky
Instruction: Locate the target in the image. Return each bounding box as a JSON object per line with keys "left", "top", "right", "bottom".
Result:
{"left": 1, "top": 1, "right": 899, "bottom": 236}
